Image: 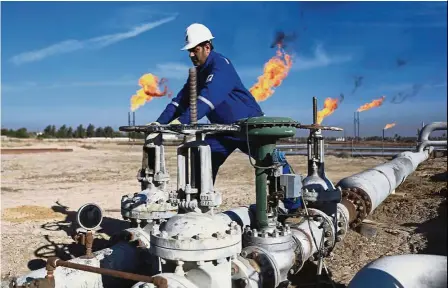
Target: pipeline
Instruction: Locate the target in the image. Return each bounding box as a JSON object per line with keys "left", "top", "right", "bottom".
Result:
{"left": 10, "top": 121, "right": 447, "bottom": 288}
{"left": 283, "top": 150, "right": 408, "bottom": 157}
{"left": 417, "top": 121, "right": 447, "bottom": 152}
{"left": 336, "top": 121, "right": 447, "bottom": 228}
{"left": 336, "top": 149, "right": 432, "bottom": 226}
{"left": 348, "top": 254, "right": 447, "bottom": 288}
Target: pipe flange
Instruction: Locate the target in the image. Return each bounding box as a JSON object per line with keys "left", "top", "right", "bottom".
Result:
{"left": 331, "top": 203, "right": 350, "bottom": 244}
{"left": 351, "top": 188, "right": 372, "bottom": 215}
{"left": 341, "top": 189, "right": 367, "bottom": 228}
{"left": 306, "top": 208, "right": 336, "bottom": 256}
{"left": 241, "top": 246, "right": 280, "bottom": 288}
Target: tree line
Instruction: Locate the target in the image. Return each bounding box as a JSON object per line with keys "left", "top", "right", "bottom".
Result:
{"left": 2, "top": 125, "right": 446, "bottom": 141}
{"left": 1, "top": 124, "right": 145, "bottom": 139}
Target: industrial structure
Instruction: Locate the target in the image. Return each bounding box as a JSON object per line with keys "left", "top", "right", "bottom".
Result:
{"left": 9, "top": 68, "right": 448, "bottom": 288}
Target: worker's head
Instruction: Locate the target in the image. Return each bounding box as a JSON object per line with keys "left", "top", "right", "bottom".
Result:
{"left": 181, "top": 23, "right": 215, "bottom": 66}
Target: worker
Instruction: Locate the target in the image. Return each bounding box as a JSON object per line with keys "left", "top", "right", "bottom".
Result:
{"left": 151, "top": 23, "right": 265, "bottom": 183}
{"left": 148, "top": 23, "right": 300, "bottom": 213}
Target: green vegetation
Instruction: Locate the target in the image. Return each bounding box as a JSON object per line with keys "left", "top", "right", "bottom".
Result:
{"left": 1, "top": 124, "right": 146, "bottom": 139}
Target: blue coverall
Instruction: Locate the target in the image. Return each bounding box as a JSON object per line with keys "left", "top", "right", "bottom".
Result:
{"left": 156, "top": 50, "right": 264, "bottom": 183}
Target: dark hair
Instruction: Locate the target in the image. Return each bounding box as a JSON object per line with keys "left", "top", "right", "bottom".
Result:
{"left": 199, "top": 40, "right": 214, "bottom": 50}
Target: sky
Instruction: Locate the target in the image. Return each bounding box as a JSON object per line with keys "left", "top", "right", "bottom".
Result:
{"left": 1, "top": 1, "right": 447, "bottom": 137}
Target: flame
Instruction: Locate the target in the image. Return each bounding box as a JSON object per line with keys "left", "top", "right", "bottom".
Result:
{"left": 317, "top": 97, "right": 339, "bottom": 124}
{"left": 250, "top": 45, "right": 293, "bottom": 102}
{"left": 384, "top": 123, "right": 396, "bottom": 130}
{"left": 357, "top": 96, "right": 386, "bottom": 112}
{"left": 130, "top": 73, "right": 170, "bottom": 111}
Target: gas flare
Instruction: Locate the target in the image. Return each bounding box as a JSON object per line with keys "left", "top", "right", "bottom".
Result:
{"left": 250, "top": 45, "right": 293, "bottom": 102}
{"left": 357, "top": 96, "right": 386, "bottom": 112}
{"left": 384, "top": 123, "right": 396, "bottom": 130}
{"left": 130, "top": 73, "right": 170, "bottom": 111}
{"left": 317, "top": 97, "right": 339, "bottom": 124}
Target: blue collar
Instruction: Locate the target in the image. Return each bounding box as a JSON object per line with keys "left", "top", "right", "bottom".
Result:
{"left": 198, "top": 50, "right": 215, "bottom": 73}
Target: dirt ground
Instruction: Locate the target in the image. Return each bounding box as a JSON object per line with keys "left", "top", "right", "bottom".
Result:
{"left": 1, "top": 140, "right": 446, "bottom": 287}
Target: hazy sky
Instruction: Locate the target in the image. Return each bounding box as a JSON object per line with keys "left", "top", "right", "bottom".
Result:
{"left": 1, "top": 1, "right": 447, "bottom": 136}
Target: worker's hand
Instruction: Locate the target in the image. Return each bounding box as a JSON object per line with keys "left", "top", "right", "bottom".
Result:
{"left": 169, "top": 118, "right": 181, "bottom": 125}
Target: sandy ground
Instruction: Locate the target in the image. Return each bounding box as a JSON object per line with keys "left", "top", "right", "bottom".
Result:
{"left": 1, "top": 140, "right": 446, "bottom": 287}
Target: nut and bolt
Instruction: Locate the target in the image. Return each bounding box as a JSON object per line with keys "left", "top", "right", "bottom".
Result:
{"left": 337, "top": 221, "right": 343, "bottom": 227}
{"left": 325, "top": 231, "right": 331, "bottom": 237}
{"left": 336, "top": 236, "right": 342, "bottom": 242}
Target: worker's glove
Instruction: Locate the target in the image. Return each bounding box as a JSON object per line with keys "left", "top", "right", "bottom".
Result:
{"left": 169, "top": 118, "right": 181, "bottom": 125}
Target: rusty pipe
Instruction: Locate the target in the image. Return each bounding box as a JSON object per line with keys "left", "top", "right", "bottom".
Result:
{"left": 189, "top": 67, "right": 198, "bottom": 125}
{"left": 46, "top": 257, "right": 168, "bottom": 287}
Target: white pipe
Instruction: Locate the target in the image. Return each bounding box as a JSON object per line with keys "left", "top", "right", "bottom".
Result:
{"left": 417, "top": 122, "right": 447, "bottom": 152}
{"left": 12, "top": 241, "right": 143, "bottom": 287}
{"left": 290, "top": 218, "right": 324, "bottom": 263}
{"left": 337, "top": 150, "right": 431, "bottom": 213}
{"left": 348, "top": 254, "right": 447, "bottom": 288}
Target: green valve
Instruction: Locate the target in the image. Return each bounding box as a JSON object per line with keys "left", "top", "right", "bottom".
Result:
{"left": 235, "top": 116, "right": 300, "bottom": 229}
{"left": 236, "top": 116, "right": 299, "bottom": 139}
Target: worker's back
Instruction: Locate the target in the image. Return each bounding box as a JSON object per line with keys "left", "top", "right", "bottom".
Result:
{"left": 199, "top": 50, "right": 264, "bottom": 124}
{"left": 174, "top": 50, "right": 264, "bottom": 125}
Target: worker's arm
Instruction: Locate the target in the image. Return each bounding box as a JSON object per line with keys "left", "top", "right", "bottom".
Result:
{"left": 177, "top": 57, "right": 235, "bottom": 124}
{"left": 156, "top": 80, "right": 189, "bottom": 124}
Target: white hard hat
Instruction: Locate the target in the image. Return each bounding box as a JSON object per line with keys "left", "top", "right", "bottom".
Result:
{"left": 181, "top": 23, "right": 215, "bottom": 51}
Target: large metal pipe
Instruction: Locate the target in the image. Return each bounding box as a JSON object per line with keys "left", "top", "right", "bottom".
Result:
{"left": 283, "top": 151, "right": 404, "bottom": 157}
{"left": 278, "top": 145, "right": 416, "bottom": 151}
{"left": 337, "top": 149, "right": 432, "bottom": 219}
{"left": 348, "top": 254, "right": 447, "bottom": 288}
{"left": 417, "top": 122, "right": 447, "bottom": 152}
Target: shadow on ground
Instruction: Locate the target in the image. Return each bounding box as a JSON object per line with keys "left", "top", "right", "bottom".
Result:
{"left": 289, "top": 261, "right": 347, "bottom": 288}
{"left": 28, "top": 201, "right": 130, "bottom": 271}
{"left": 403, "top": 197, "right": 447, "bottom": 256}
{"left": 430, "top": 171, "right": 447, "bottom": 182}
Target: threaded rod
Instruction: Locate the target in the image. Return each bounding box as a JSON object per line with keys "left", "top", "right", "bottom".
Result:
{"left": 189, "top": 68, "right": 198, "bottom": 125}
